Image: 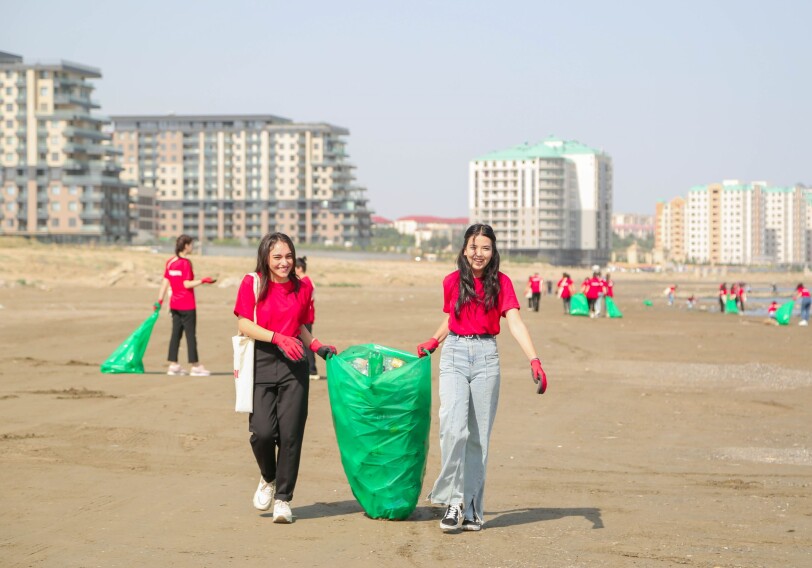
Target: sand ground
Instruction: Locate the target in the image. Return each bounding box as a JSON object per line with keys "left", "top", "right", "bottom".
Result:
{"left": 1, "top": 244, "right": 810, "bottom": 567}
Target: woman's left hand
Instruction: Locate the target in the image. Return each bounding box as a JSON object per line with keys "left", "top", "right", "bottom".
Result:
{"left": 530, "top": 358, "right": 547, "bottom": 394}
{"left": 310, "top": 339, "right": 337, "bottom": 360}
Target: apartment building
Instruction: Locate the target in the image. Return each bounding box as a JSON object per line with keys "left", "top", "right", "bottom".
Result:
{"left": 110, "top": 115, "right": 372, "bottom": 247}
{"left": 0, "top": 51, "right": 129, "bottom": 242}
{"left": 676, "top": 180, "right": 808, "bottom": 265}
{"left": 469, "top": 136, "right": 612, "bottom": 265}
{"left": 612, "top": 212, "right": 654, "bottom": 240}
{"left": 393, "top": 215, "right": 468, "bottom": 248}
{"left": 654, "top": 197, "right": 685, "bottom": 262}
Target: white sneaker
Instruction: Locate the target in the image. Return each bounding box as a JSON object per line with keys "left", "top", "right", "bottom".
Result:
{"left": 272, "top": 499, "right": 293, "bottom": 523}
{"left": 167, "top": 363, "right": 187, "bottom": 376}
{"left": 800, "top": 320, "right": 808, "bottom": 326}
{"left": 440, "top": 504, "right": 463, "bottom": 531}
{"left": 190, "top": 365, "right": 211, "bottom": 376}
{"left": 309, "top": 374, "right": 321, "bottom": 381}
{"left": 252, "top": 478, "right": 275, "bottom": 511}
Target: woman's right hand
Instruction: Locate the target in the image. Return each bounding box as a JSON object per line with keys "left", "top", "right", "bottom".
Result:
{"left": 271, "top": 333, "right": 305, "bottom": 361}
{"left": 417, "top": 338, "right": 439, "bottom": 358}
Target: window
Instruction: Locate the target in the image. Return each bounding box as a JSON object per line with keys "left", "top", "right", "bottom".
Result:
{"left": 51, "top": 153, "right": 59, "bottom": 161}
{"left": 51, "top": 218, "right": 59, "bottom": 227}
{"left": 51, "top": 185, "right": 61, "bottom": 195}
{"left": 40, "top": 87, "right": 48, "bottom": 97}
{"left": 6, "top": 187, "right": 14, "bottom": 195}
{"left": 5, "top": 202, "right": 13, "bottom": 211}
{"left": 68, "top": 202, "right": 77, "bottom": 211}
{"left": 69, "top": 218, "right": 76, "bottom": 227}
{"left": 51, "top": 202, "right": 60, "bottom": 212}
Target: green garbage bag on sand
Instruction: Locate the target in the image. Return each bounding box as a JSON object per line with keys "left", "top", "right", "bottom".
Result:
{"left": 643, "top": 299, "right": 653, "bottom": 307}
{"left": 569, "top": 293, "right": 589, "bottom": 316}
{"left": 100, "top": 310, "right": 160, "bottom": 374}
{"left": 326, "top": 344, "right": 432, "bottom": 520}
{"left": 725, "top": 297, "right": 739, "bottom": 314}
{"left": 775, "top": 300, "right": 794, "bottom": 326}
{"left": 605, "top": 296, "right": 623, "bottom": 318}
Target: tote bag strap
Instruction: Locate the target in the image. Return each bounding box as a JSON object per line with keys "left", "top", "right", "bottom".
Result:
{"left": 251, "top": 272, "right": 259, "bottom": 324}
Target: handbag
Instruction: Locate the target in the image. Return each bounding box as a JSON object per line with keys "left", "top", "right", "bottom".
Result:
{"left": 233, "top": 272, "right": 259, "bottom": 413}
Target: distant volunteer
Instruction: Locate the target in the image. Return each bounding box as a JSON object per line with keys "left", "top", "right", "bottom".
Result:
{"left": 155, "top": 234, "right": 215, "bottom": 376}
{"left": 557, "top": 273, "right": 574, "bottom": 314}
{"left": 718, "top": 283, "right": 727, "bottom": 314}
{"left": 794, "top": 283, "right": 811, "bottom": 326}
{"left": 234, "top": 232, "right": 336, "bottom": 524}
{"left": 583, "top": 271, "right": 603, "bottom": 318}
{"left": 529, "top": 272, "right": 542, "bottom": 312}
{"left": 416, "top": 223, "right": 548, "bottom": 533}
{"left": 603, "top": 274, "right": 615, "bottom": 317}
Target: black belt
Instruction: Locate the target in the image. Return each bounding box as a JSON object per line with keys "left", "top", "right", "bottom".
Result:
{"left": 449, "top": 331, "right": 494, "bottom": 339}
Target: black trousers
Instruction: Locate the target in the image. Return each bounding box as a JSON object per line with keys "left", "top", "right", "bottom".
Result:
{"left": 168, "top": 309, "right": 198, "bottom": 363}
{"left": 587, "top": 297, "right": 597, "bottom": 313}
{"left": 531, "top": 293, "right": 541, "bottom": 312}
{"left": 303, "top": 323, "right": 318, "bottom": 376}
{"left": 719, "top": 298, "right": 725, "bottom": 313}
{"left": 562, "top": 297, "right": 571, "bottom": 314}
{"left": 249, "top": 341, "right": 309, "bottom": 502}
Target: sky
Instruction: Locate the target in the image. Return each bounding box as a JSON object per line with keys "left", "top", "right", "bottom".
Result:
{"left": 4, "top": 0, "right": 811, "bottom": 220}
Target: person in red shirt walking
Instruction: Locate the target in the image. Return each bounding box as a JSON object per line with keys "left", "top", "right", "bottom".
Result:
{"left": 718, "top": 283, "right": 727, "bottom": 314}
{"left": 295, "top": 256, "right": 320, "bottom": 381}
{"left": 416, "top": 224, "right": 547, "bottom": 533}
{"left": 556, "top": 272, "right": 574, "bottom": 314}
{"left": 736, "top": 282, "right": 747, "bottom": 312}
{"left": 767, "top": 301, "right": 778, "bottom": 320}
{"left": 583, "top": 271, "right": 603, "bottom": 318}
{"left": 602, "top": 274, "right": 614, "bottom": 317}
{"left": 528, "top": 272, "right": 542, "bottom": 312}
{"left": 234, "top": 232, "right": 336, "bottom": 523}
{"left": 155, "top": 234, "right": 216, "bottom": 376}
{"left": 794, "top": 283, "right": 811, "bottom": 326}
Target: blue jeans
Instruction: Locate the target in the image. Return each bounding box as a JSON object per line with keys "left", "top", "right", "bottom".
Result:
{"left": 801, "top": 297, "right": 811, "bottom": 322}
{"left": 429, "top": 334, "right": 500, "bottom": 523}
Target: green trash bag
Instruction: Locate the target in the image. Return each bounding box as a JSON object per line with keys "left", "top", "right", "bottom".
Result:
{"left": 605, "top": 296, "right": 623, "bottom": 318}
{"left": 643, "top": 299, "right": 653, "bottom": 307}
{"left": 775, "top": 300, "right": 794, "bottom": 326}
{"left": 100, "top": 310, "right": 160, "bottom": 374}
{"left": 569, "top": 293, "right": 589, "bottom": 316}
{"left": 725, "top": 296, "right": 739, "bottom": 314}
{"left": 326, "top": 343, "right": 432, "bottom": 520}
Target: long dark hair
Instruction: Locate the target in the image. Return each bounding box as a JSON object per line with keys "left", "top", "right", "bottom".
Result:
{"left": 454, "top": 224, "right": 501, "bottom": 317}
{"left": 255, "top": 232, "right": 300, "bottom": 301}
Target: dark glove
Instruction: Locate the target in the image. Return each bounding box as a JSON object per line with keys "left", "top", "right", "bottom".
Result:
{"left": 417, "top": 338, "right": 439, "bottom": 358}
{"left": 201, "top": 277, "right": 216, "bottom": 284}
{"left": 310, "top": 339, "right": 337, "bottom": 360}
{"left": 153, "top": 300, "right": 163, "bottom": 311}
{"left": 271, "top": 333, "right": 305, "bottom": 362}
{"left": 531, "top": 358, "right": 547, "bottom": 394}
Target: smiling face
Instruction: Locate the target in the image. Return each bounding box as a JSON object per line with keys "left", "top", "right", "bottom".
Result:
{"left": 463, "top": 234, "right": 493, "bottom": 277}
{"left": 268, "top": 241, "right": 294, "bottom": 282}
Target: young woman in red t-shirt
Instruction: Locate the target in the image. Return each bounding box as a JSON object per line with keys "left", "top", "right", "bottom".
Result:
{"left": 556, "top": 272, "right": 574, "bottom": 314}
{"left": 233, "top": 233, "right": 336, "bottom": 524}
{"left": 416, "top": 224, "right": 547, "bottom": 533}
{"left": 154, "top": 234, "right": 216, "bottom": 376}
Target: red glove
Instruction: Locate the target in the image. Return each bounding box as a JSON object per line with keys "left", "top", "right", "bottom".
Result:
{"left": 531, "top": 358, "right": 547, "bottom": 394}
{"left": 153, "top": 300, "right": 163, "bottom": 311}
{"left": 417, "top": 338, "right": 439, "bottom": 357}
{"left": 310, "top": 339, "right": 337, "bottom": 360}
{"left": 271, "top": 333, "right": 305, "bottom": 361}
{"left": 201, "top": 277, "right": 216, "bottom": 284}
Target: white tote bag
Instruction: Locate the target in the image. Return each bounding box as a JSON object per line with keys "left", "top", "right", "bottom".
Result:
{"left": 233, "top": 273, "right": 259, "bottom": 413}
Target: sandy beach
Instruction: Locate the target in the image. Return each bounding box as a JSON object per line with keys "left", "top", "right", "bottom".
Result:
{"left": 1, "top": 243, "right": 810, "bottom": 567}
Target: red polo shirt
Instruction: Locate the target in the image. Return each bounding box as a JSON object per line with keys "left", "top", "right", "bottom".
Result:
{"left": 443, "top": 271, "right": 519, "bottom": 336}
{"left": 164, "top": 256, "right": 196, "bottom": 311}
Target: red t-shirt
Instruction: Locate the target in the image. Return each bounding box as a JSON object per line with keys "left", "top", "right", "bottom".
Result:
{"left": 585, "top": 277, "right": 603, "bottom": 300}
{"left": 164, "top": 256, "right": 196, "bottom": 310}
{"left": 301, "top": 275, "right": 315, "bottom": 325}
{"left": 557, "top": 277, "right": 573, "bottom": 299}
{"left": 719, "top": 287, "right": 727, "bottom": 297}
{"left": 767, "top": 303, "right": 778, "bottom": 314}
{"left": 529, "top": 275, "right": 541, "bottom": 294}
{"left": 233, "top": 274, "right": 313, "bottom": 337}
{"left": 443, "top": 271, "right": 519, "bottom": 336}
{"left": 604, "top": 280, "right": 614, "bottom": 297}
{"left": 799, "top": 287, "right": 811, "bottom": 298}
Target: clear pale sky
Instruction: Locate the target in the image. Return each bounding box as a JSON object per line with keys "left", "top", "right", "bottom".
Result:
{"left": 4, "top": 0, "right": 810, "bottom": 219}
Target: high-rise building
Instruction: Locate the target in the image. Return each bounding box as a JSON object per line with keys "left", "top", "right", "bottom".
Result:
{"left": 469, "top": 136, "right": 612, "bottom": 265}
{"left": 612, "top": 212, "right": 655, "bottom": 239}
{"left": 110, "top": 115, "right": 372, "bottom": 247}
{"left": 0, "top": 51, "right": 129, "bottom": 242}
{"left": 675, "top": 180, "right": 809, "bottom": 265}
{"left": 654, "top": 197, "right": 685, "bottom": 262}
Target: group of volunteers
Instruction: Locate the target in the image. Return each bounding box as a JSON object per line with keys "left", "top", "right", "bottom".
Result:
{"left": 717, "top": 282, "right": 749, "bottom": 313}
{"left": 766, "top": 283, "right": 811, "bottom": 326}
{"left": 554, "top": 269, "right": 615, "bottom": 318}
{"left": 153, "top": 226, "right": 548, "bottom": 532}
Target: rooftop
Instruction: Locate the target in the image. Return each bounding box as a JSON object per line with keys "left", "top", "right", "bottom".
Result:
{"left": 396, "top": 215, "right": 469, "bottom": 225}
{"left": 0, "top": 51, "right": 101, "bottom": 77}
{"left": 474, "top": 135, "right": 605, "bottom": 162}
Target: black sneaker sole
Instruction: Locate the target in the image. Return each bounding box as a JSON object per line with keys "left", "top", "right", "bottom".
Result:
{"left": 462, "top": 521, "right": 482, "bottom": 531}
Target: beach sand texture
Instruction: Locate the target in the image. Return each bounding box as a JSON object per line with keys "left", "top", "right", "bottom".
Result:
{"left": 1, "top": 244, "right": 810, "bottom": 567}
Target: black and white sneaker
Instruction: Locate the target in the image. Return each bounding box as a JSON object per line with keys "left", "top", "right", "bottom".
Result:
{"left": 440, "top": 504, "right": 463, "bottom": 531}
{"left": 462, "top": 518, "right": 482, "bottom": 531}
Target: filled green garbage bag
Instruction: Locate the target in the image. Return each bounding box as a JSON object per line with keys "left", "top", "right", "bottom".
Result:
{"left": 326, "top": 343, "right": 431, "bottom": 520}
{"left": 569, "top": 293, "right": 589, "bottom": 316}
{"left": 775, "top": 300, "right": 794, "bottom": 326}
{"left": 100, "top": 310, "right": 160, "bottom": 374}
{"left": 725, "top": 296, "right": 739, "bottom": 314}
{"left": 605, "top": 296, "right": 623, "bottom": 318}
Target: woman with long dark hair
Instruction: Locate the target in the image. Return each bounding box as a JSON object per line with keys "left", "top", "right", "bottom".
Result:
{"left": 416, "top": 224, "right": 548, "bottom": 532}
{"left": 233, "top": 232, "right": 336, "bottom": 523}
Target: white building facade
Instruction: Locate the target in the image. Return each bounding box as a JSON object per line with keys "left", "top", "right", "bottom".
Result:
{"left": 469, "top": 137, "right": 612, "bottom": 265}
